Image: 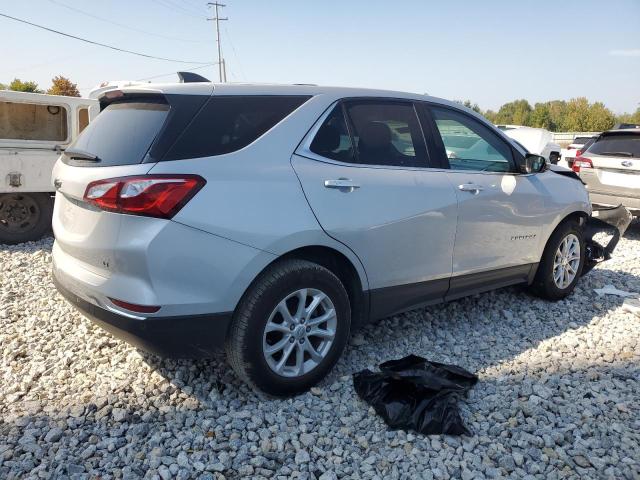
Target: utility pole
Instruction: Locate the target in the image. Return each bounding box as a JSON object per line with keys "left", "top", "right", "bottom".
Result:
{"left": 207, "top": 2, "right": 228, "bottom": 82}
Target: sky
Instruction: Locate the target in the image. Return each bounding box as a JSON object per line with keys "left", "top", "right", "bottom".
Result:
{"left": 1, "top": 0, "right": 639, "bottom": 113}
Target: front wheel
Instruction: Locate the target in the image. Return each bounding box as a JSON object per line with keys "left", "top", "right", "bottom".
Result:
{"left": 226, "top": 259, "right": 351, "bottom": 396}
{"left": 0, "top": 193, "right": 53, "bottom": 245}
{"left": 529, "top": 220, "right": 585, "bottom": 300}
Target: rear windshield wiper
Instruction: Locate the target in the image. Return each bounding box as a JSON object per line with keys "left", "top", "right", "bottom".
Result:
{"left": 65, "top": 148, "right": 101, "bottom": 162}
{"left": 598, "top": 151, "right": 634, "bottom": 157}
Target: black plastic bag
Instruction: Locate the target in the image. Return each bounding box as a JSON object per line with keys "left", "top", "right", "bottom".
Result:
{"left": 353, "top": 354, "right": 478, "bottom": 435}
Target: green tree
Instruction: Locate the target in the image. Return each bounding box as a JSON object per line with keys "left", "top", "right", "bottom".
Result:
{"left": 8, "top": 78, "right": 44, "bottom": 93}
{"left": 585, "top": 102, "right": 615, "bottom": 131}
{"left": 483, "top": 109, "right": 498, "bottom": 123}
{"left": 454, "top": 99, "right": 483, "bottom": 114}
{"left": 0, "top": 82, "right": 6, "bottom": 90}
{"left": 47, "top": 75, "right": 80, "bottom": 97}
{"left": 616, "top": 107, "right": 640, "bottom": 125}
{"left": 493, "top": 99, "right": 532, "bottom": 126}
{"left": 530, "top": 102, "right": 554, "bottom": 130}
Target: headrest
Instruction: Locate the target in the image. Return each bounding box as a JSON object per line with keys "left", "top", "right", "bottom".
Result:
{"left": 358, "top": 121, "right": 392, "bottom": 150}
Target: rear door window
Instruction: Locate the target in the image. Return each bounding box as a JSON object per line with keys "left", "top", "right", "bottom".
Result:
{"left": 343, "top": 100, "right": 428, "bottom": 167}
{"left": 587, "top": 133, "right": 640, "bottom": 157}
{"left": 164, "top": 95, "right": 310, "bottom": 160}
{"left": 309, "top": 105, "right": 355, "bottom": 163}
{"left": 430, "top": 106, "right": 514, "bottom": 172}
{"left": 65, "top": 101, "right": 169, "bottom": 166}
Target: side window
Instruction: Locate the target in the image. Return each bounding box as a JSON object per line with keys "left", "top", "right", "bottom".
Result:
{"left": 78, "top": 107, "right": 89, "bottom": 134}
{"left": 310, "top": 105, "right": 355, "bottom": 162}
{"left": 344, "top": 101, "right": 428, "bottom": 167}
{"left": 430, "top": 107, "right": 513, "bottom": 172}
{"left": 0, "top": 101, "right": 68, "bottom": 142}
{"left": 165, "top": 95, "right": 310, "bottom": 160}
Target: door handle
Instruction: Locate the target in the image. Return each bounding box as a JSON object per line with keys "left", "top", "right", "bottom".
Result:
{"left": 324, "top": 179, "right": 361, "bottom": 191}
{"left": 458, "top": 183, "right": 483, "bottom": 194}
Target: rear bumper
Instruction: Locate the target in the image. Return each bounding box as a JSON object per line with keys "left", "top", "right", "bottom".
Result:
{"left": 588, "top": 192, "right": 640, "bottom": 215}
{"left": 53, "top": 271, "right": 232, "bottom": 358}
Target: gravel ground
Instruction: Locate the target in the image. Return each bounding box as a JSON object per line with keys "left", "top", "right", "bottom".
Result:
{"left": 1, "top": 223, "right": 639, "bottom": 480}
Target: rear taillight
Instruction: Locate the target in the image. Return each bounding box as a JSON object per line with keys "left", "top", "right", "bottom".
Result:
{"left": 572, "top": 158, "right": 593, "bottom": 173}
{"left": 576, "top": 149, "right": 584, "bottom": 157}
{"left": 84, "top": 175, "right": 205, "bottom": 219}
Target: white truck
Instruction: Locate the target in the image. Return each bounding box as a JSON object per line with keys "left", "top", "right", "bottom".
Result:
{"left": 0, "top": 90, "right": 98, "bottom": 244}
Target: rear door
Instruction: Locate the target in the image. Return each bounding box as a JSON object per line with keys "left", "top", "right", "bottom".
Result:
{"left": 292, "top": 99, "right": 458, "bottom": 318}
{"left": 580, "top": 131, "right": 640, "bottom": 199}
{"left": 423, "top": 104, "right": 546, "bottom": 297}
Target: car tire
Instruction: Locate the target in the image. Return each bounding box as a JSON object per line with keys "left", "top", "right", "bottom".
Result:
{"left": 529, "top": 220, "right": 585, "bottom": 301}
{"left": 549, "top": 152, "right": 560, "bottom": 165}
{"left": 226, "top": 259, "right": 351, "bottom": 396}
{"left": 0, "top": 193, "right": 53, "bottom": 245}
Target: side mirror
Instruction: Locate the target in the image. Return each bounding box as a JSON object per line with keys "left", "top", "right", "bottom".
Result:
{"left": 517, "top": 153, "right": 547, "bottom": 174}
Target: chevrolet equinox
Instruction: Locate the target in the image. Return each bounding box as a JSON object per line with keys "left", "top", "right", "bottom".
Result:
{"left": 52, "top": 82, "right": 594, "bottom": 395}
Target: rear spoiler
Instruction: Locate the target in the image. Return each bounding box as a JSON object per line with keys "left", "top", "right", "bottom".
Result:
{"left": 582, "top": 205, "right": 633, "bottom": 275}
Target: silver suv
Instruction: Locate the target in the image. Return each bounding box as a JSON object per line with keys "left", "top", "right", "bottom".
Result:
{"left": 52, "top": 83, "right": 593, "bottom": 395}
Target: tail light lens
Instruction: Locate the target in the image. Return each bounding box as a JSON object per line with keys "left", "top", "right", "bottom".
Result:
{"left": 572, "top": 158, "right": 593, "bottom": 173}
{"left": 576, "top": 149, "right": 584, "bottom": 157}
{"left": 84, "top": 175, "right": 205, "bottom": 219}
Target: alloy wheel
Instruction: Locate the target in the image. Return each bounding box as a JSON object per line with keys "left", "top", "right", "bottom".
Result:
{"left": 262, "top": 288, "right": 337, "bottom": 378}
{"left": 553, "top": 233, "right": 581, "bottom": 289}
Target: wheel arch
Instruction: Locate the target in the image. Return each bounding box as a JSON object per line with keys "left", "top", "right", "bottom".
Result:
{"left": 235, "top": 245, "right": 369, "bottom": 329}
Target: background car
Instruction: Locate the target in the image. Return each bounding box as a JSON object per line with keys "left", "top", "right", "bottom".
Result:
{"left": 560, "top": 135, "right": 597, "bottom": 166}
{"left": 497, "top": 125, "right": 562, "bottom": 164}
{"left": 572, "top": 129, "right": 640, "bottom": 216}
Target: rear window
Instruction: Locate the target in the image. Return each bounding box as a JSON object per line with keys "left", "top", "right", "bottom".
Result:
{"left": 587, "top": 133, "right": 640, "bottom": 158}
{"left": 0, "top": 101, "right": 68, "bottom": 142}
{"left": 66, "top": 101, "right": 169, "bottom": 166}
{"left": 572, "top": 137, "right": 592, "bottom": 145}
{"left": 164, "top": 95, "right": 310, "bottom": 160}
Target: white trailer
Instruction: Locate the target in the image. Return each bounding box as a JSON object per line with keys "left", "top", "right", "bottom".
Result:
{"left": 0, "top": 90, "right": 98, "bottom": 243}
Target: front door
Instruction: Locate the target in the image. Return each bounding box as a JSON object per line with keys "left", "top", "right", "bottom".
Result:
{"left": 426, "top": 105, "right": 546, "bottom": 298}
{"left": 292, "top": 100, "right": 458, "bottom": 318}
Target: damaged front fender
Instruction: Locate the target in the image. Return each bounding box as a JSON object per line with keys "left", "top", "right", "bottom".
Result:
{"left": 582, "top": 205, "right": 633, "bottom": 275}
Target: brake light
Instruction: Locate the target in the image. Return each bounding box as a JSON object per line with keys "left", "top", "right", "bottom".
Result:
{"left": 84, "top": 175, "right": 205, "bottom": 219}
{"left": 576, "top": 149, "right": 584, "bottom": 157}
{"left": 109, "top": 298, "right": 160, "bottom": 314}
{"left": 572, "top": 158, "right": 593, "bottom": 172}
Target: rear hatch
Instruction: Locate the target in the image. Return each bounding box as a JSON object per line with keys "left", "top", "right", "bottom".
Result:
{"left": 579, "top": 131, "right": 640, "bottom": 198}
{"left": 52, "top": 89, "right": 210, "bottom": 281}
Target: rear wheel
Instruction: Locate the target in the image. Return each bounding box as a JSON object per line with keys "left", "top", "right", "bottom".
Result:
{"left": 226, "top": 259, "right": 350, "bottom": 396}
{"left": 0, "top": 193, "right": 53, "bottom": 245}
{"left": 549, "top": 152, "right": 560, "bottom": 165}
{"left": 529, "top": 220, "right": 585, "bottom": 300}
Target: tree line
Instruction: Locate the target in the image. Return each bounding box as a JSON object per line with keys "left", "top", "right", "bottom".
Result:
{"left": 1, "top": 76, "right": 80, "bottom": 97}
{"left": 456, "top": 98, "right": 640, "bottom": 132}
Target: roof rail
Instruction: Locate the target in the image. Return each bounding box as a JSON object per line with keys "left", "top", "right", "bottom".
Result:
{"left": 177, "top": 72, "right": 211, "bottom": 83}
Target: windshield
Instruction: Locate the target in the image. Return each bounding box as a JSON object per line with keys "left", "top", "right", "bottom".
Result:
{"left": 587, "top": 134, "right": 640, "bottom": 158}
{"left": 65, "top": 101, "right": 169, "bottom": 166}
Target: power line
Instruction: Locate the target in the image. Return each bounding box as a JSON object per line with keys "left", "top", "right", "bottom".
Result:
{"left": 0, "top": 12, "right": 211, "bottom": 64}
{"left": 224, "top": 25, "right": 247, "bottom": 82}
{"left": 151, "top": 0, "right": 205, "bottom": 19}
{"left": 47, "top": 0, "right": 208, "bottom": 44}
